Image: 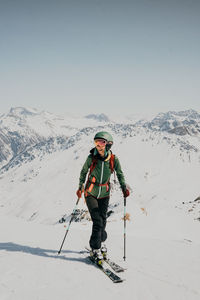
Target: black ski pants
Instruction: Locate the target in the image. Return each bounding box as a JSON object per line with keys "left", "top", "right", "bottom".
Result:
{"left": 86, "top": 195, "right": 109, "bottom": 250}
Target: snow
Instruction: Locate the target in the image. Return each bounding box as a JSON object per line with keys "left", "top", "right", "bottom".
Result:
{"left": 1, "top": 213, "right": 200, "bottom": 300}
{"left": 0, "top": 108, "right": 200, "bottom": 299}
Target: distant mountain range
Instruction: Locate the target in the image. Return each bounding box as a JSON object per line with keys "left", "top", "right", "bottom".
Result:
{"left": 142, "top": 109, "right": 200, "bottom": 135}
{"left": 0, "top": 107, "right": 200, "bottom": 172}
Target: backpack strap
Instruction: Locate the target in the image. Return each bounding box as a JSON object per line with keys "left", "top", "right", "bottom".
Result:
{"left": 109, "top": 153, "right": 115, "bottom": 173}
{"left": 89, "top": 157, "right": 98, "bottom": 176}
{"left": 84, "top": 156, "right": 97, "bottom": 197}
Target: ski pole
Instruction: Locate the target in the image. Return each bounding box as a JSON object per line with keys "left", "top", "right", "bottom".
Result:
{"left": 123, "top": 196, "right": 127, "bottom": 261}
{"left": 58, "top": 197, "right": 81, "bottom": 255}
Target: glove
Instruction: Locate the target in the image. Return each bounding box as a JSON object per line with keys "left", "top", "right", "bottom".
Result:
{"left": 122, "top": 187, "right": 130, "bottom": 198}
{"left": 76, "top": 189, "right": 82, "bottom": 199}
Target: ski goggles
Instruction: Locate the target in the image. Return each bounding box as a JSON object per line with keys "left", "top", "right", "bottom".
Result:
{"left": 94, "top": 139, "right": 107, "bottom": 146}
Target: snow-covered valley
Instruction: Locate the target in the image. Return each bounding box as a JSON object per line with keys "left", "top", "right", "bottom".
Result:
{"left": 0, "top": 107, "right": 200, "bottom": 300}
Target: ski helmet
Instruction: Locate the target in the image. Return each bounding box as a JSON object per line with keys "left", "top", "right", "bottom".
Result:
{"left": 94, "top": 131, "right": 113, "bottom": 150}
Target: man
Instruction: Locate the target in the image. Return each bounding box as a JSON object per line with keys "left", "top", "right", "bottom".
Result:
{"left": 76, "top": 131, "right": 130, "bottom": 264}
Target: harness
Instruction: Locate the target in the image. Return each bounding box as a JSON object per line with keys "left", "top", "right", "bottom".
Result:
{"left": 84, "top": 153, "right": 115, "bottom": 197}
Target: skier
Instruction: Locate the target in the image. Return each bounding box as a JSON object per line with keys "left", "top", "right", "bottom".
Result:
{"left": 76, "top": 131, "right": 130, "bottom": 264}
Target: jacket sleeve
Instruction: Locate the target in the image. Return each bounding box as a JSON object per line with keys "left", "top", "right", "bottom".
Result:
{"left": 78, "top": 155, "right": 92, "bottom": 189}
{"left": 114, "top": 156, "right": 126, "bottom": 190}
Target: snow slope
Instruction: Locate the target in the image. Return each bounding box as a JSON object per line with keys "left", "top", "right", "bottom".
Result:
{"left": 0, "top": 213, "right": 200, "bottom": 300}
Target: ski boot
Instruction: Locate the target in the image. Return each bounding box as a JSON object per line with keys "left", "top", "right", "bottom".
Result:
{"left": 90, "top": 248, "right": 104, "bottom": 266}
{"left": 101, "top": 243, "right": 108, "bottom": 260}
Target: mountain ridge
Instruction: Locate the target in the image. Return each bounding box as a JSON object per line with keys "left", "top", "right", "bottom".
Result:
{"left": 0, "top": 107, "right": 200, "bottom": 170}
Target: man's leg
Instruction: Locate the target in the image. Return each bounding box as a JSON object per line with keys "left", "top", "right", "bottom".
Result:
{"left": 86, "top": 195, "right": 103, "bottom": 249}
{"left": 97, "top": 197, "right": 109, "bottom": 243}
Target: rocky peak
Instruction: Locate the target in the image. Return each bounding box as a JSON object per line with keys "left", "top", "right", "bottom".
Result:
{"left": 85, "top": 113, "right": 110, "bottom": 122}
{"left": 8, "top": 107, "right": 40, "bottom": 118}
{"left": 143, "top": 109, "right": 200, "bottom": 135}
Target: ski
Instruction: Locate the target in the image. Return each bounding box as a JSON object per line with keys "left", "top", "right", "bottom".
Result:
{"left": 85, "top": 247, "right": 125, "bottom": 273}
{"left": 104, "top": 258, "right": 126, "bottom": 273}
{"left": 87, "top": 256, "right": 124, "bottom": 283}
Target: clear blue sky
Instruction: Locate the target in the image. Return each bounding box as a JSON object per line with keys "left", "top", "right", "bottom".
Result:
{"left": 0, "top": 0, "right": 199, "bottom": 115}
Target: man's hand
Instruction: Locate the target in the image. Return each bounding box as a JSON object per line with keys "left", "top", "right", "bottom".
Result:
{"left": 122, "top": 187, "right": 130, "bottom": 198}
{"left": 76, "top": 189, "right": 82, "bottom": 198}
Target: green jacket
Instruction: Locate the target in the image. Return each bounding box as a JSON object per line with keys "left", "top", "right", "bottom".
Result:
{"left": 79, "top": 148, "right": 126, "bottom": 199}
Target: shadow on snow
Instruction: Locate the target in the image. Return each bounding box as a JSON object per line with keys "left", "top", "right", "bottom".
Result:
{"left": 0, "top": 242, "right": 90, "bottom": 264}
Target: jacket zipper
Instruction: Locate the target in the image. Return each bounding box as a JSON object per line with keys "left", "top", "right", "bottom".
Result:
{"left": 97, "top": 161, "right": 104, "bottom": 199}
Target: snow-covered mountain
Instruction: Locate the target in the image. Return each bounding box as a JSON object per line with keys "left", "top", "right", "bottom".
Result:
{"left": 0, "top": 107, "right": 114, "bottom": 168}
{"left": 85, "top": 113, "right": 110, "bottom": 122}
{"left": 0, "top": 107, "right": 200, "bottom": 300}
{"left": 143, "top": 109, "right": 200, "bottom": 135}
{"left": 0, "top": 106, "right": 200, "bottom": 222}
{"left": 1, "top": 107, "right": 200, "bottom": 170}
